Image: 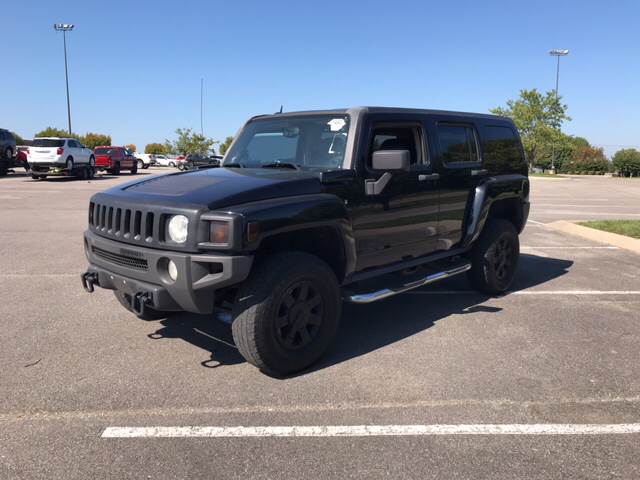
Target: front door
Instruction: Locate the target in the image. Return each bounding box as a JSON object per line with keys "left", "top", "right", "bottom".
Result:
{"left": 350, "top": 115, "right": 440, "bottom": 271}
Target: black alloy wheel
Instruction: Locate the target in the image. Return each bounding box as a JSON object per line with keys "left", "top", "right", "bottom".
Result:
{"left": 274, "top": 280, "right": 324, "bottom": 350}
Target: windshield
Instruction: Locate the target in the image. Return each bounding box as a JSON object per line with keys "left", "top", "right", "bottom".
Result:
{"left": 224, "top": 114, "right": 350, "bottom": 170}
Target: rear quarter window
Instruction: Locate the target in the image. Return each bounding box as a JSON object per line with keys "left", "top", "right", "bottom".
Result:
{"left": 482, "top": 125, "right": 524, "bottom": 171}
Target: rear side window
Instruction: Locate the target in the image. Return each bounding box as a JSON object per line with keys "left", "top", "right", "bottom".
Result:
{"left": 437, "top": 124, "right": 479, "bottom": 164}
{"left": 94, "top": 148, "right": 113, "bottom": 155}
{"left": 483, "top": 126, "right": 523, "bottom": 165}
{"left": 32, "top": 139, "right": 65, "bottom": 148}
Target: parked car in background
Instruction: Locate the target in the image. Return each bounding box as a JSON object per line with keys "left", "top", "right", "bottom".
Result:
{"left": 176, "top": 154, "right": 221, "bottom": 170}
{"left": 133, "top": 153, "right": 154, "bottom": 169}
{"left": 94, "top": 146, "right": 138, "bottom": 175}
{"left": 0, "top": 129, "right": 16, "bottom": 176}
{"left": 15, "top": 146, "right": 30, "bottom": 171}
{"left": 152, "top": 154, "right": 177, "bottom": 167}
{"left": 29, "top": 137, "right": 95, "bottom": 180}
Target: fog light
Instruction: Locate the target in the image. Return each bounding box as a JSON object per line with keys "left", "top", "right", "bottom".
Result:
{"left": 167, "top": 260, "right": 178, "bottom": 281}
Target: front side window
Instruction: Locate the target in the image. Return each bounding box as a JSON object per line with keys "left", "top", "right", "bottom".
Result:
{"left": 437, "top": 123, "right": 479, "bottom": 164}
{"left": 224, "top": 114, "right": 350, "bottom": 170}
{"left": 369, "top": 125, "right": 423, "bottom": 166}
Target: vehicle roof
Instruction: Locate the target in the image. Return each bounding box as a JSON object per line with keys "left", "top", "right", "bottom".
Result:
{"left": 250, "top": 106, "right": 510, "bottom": 122}
{"left": 34, "top": 137, "right": 77, "bottom": 140}
{"left": 94, "top": 146, "right": 124, "bottom": 149}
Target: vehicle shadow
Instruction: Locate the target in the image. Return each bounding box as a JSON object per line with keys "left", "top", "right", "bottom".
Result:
{"left": 2, "top": 171, "right": 156, "bottom": 182}
{"left": 150, "top": 253, "right": 573, "bottom": 374}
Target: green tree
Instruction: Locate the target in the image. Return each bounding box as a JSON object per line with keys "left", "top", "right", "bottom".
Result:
{"left": 219, "top": 136, "right": 234, "bottom": 156}
{"left": 81, "top": 132, "right": 112, "bottom": 149}
{"left": 164, "top": 128, "right": 218, "bottom": 155}
{"left": 11, "top": 132, "right": 25, "bottom": 145}
{"left": 145, "top": 143, "right": 168, "bottom": 154}
{"left": 35, "top": 127, "right": 80, "bottom": 140}
{"left": 125, "top": 144, "right": 137, "bottom": 153}
{"left": 491, "top": 89, "right": 571, "bottom": 169}
{"left": 612, "top": 149, "right": 640, "bottom": 177}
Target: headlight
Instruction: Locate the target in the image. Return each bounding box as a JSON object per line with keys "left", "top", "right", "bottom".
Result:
{"left": 209, "top": 220, "right": 230, "bottom": 245}
{"left": 167, "top": 215, "right": 189, "bottom": 243}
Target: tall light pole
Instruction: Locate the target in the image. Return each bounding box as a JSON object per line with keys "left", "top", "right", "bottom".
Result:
{"left": 54, "top": 23, "right": 74, "bottom": 134}
{"left": 200, "top": 78, "right": 204, "bottom": 136}
{"left": 548, "top": 49, "right": 569, "bottom": 172}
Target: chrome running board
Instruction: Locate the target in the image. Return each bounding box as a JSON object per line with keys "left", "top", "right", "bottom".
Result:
{"left": 346, "top": 263, "right": 471, "bottom": 304}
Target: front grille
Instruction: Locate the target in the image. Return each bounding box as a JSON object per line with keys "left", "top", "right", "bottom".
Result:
{"left": 89, "top": 201, "right": 159, "bottom": 245}
{"left": 91, "top": 246, "right": 149, "bottom": 271}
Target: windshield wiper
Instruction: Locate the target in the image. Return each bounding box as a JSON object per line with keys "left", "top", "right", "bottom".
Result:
{"left": 260, "top": 161, "right": 300, "bottom": 170}
{"left": 223, "top": 162, "right": 245, "bottom": 168}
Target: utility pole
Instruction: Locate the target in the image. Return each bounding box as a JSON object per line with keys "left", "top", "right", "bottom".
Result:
{"left": 200, "top": 78, "right": 204, "bottom": 136}
{"left": 54, "top": 23, "right": 75, "bottom": 134}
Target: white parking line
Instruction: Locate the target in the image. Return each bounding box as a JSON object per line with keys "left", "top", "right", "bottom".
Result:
{"left": 410, "top": 290, "right": 640, "bottom": 295}
{"left": 521, "top": 246, "right": 618, "bottom": 250}
{"left": 101, "top": 423, "right": 640, "bottom": 438}
{"left": 527, "top": 220, "right": 546, "bottom": 226}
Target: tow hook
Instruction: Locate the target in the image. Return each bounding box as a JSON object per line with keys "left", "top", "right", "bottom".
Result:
{"left": 131, "top": 292, "right": 152, "bottom": 316}
{"left": 81, "top": 272, "right": 99, "bottom": 293}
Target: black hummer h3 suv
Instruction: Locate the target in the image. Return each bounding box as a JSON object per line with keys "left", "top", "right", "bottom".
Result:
{"left": 82, "top": 107, "right": 529, "bottom": 375}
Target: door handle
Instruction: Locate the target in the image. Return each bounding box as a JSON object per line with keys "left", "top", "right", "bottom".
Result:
{"left": 470, "top": 169, "right": 488, "bottom": 177}
{"left": 418, "top": 173, "right": 440, "bottom": 182}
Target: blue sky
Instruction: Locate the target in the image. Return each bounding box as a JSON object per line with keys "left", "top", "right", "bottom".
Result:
{"left": 4, "top": 0, "right": 639, "bottom": 156}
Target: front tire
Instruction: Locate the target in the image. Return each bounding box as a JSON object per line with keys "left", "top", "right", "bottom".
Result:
{"left": 113, "top": 291, "right": 172, "bottom": 321}
{"left": 231, "top": 252, "right": 341, "bottom": 376}
{"left": 130, "top": 162, "right": 138, "bottom": 174}
{"left": 468, "top": 219, "right": 519, "bottom": 294}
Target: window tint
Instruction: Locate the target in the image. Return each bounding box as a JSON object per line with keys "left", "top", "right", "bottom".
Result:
{"left": 94, "top": 148, "right": 113, "bottom": 155}
{"left": 437, "top": 124, "right": 479, "bottom": 164}
{"left": 483, "top": 126, "right": 522, "bottom": 165}
{"left": 32, "top": 139, "right": 65, "bottom": 148}
{"left": 370, "top": 125, "right": 422, "bottom": 166}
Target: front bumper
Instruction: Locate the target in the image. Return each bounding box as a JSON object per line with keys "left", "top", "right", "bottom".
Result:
{"left": 83, "top": 229, "right": 253, "bottom": 314}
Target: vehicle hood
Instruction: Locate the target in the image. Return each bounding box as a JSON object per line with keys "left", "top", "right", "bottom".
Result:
{"left": 100, "top": 167, "right": 324, "bottom": 210}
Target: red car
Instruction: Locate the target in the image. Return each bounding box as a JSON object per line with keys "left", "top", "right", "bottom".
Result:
{"left": 93, "top": 146, "right": 137, "bottom": 175}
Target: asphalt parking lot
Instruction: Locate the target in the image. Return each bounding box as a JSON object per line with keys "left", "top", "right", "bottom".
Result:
{"left": 1, "top": 170, "right": 639, "bottom": 479}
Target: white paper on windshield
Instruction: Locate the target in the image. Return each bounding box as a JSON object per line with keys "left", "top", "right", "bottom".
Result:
{"left": 327, "top": 118, "right": 346, "bottom": 132}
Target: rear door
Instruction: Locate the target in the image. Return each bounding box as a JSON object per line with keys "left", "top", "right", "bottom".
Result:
{"left": 427, "top": 116, "right": 485, "bottom": 249}
{"left": 351, "top": 114, "right": 440, "bottom": 271}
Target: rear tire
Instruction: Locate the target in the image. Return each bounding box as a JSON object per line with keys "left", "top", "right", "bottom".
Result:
{"left": 113, "top": 291, "right": 172, "bottom": 321}
{"left": 231, "top": 252, "right": 341, "bottom": 376}
{"left": 4, "top": 147, "right": 13, "bottom": 160}
{"left": 468, "top": 219, "right": 519, "bottom": 294}
{"left": 142, "top": 163, "right": 149, "bottom": 169}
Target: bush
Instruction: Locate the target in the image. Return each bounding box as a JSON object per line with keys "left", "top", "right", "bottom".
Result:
{"left": 612, "top": 149, "right": 640, "bottom": 177}
{"left": 561, "top": 146, "right": 609, "bottom": 174}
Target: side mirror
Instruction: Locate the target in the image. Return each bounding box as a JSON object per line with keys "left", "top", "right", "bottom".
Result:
{"left": 372, "top": 150, "right": 410, "bottom": 171}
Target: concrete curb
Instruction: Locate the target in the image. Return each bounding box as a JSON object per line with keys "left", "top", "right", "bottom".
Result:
{"left": 546, "top": 221, "right": 640, "bottom": 255}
